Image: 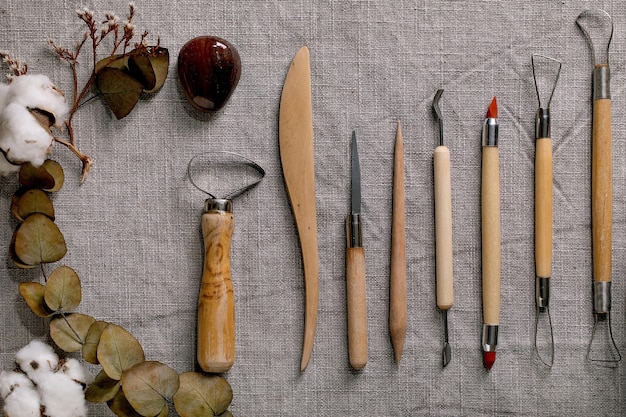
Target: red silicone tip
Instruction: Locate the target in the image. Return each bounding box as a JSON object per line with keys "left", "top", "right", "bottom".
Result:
{"left": 486, "top": 96, "right": 498, "bottom": 118}
{"left": 483, "top": 351, "right": 496, "bottom": 370}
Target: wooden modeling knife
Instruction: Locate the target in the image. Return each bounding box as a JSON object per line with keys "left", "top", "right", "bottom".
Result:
{"left": 279, "top": 46, "right": 320, "bottom": 371}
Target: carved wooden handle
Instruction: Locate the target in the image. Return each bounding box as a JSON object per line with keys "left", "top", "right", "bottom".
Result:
{"left": 592, "top": 98, "right": 612, "bottom": 283}
{"left": 197, "top": 210, "right": 235, "bottom": 373}
{"left": 346, "top": 246, "right": 367, "bottom": 369}
{"left": 434, "top": 145, "right": 453, "bottom": 311}
{"left": 535, "top": 138, "right": 553, "bottom": 279}
{"left": 481, "top": 146, "right": 501, "bottom": 326}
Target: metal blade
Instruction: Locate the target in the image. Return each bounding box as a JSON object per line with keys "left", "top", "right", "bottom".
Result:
{"left": 351, "top": 131, "right": 361, "bottom": 215}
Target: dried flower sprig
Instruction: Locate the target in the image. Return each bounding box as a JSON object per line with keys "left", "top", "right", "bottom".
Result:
{"left": 0, "top": 2, "right": 169, "bottom": 182}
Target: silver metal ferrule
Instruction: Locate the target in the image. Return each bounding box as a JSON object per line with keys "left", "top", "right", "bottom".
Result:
{"left": 482, "top": 324, "right": 498, "bottom": 352}
{"left": 593, "top": 281, "right": 611, "bottom": 314}
{"left": 482, "top": 118, "right": 498, "bottom": 147}
{"left": 204, "top": 198, "right": 233, "bottom": 213}
{"left": 536, "top": 276, "right": 550, "bottom": 310}
{"left": 346, "top": 214, "right": 362, "bottom": 248}
{"left": 535, "top": 108, "right": 550, "bottom": 140}
{"left": 593, "top": 65, "right": 610, "bottom": 100}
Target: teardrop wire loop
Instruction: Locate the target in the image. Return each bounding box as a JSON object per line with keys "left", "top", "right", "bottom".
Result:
{"left": 187, "top": 151, "right": 266, "bottom": 200}
{"left": 533, "top": 306, "right": 555, "bottom": 367}
{"left": 576, "top": 9, "right": 613, "bottom": 66}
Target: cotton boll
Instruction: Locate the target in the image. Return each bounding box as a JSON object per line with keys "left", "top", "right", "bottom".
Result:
{"left": 0, "top": 82, "right": 10, "bottom": 113}
{"left": 59, "top": 358, "right": 93, "bottom": 385}
{"left": 0, "top": 371, "right": 41, "bottom": 417}
{"left": 37, "top": 372, "right": 86, "bottom": 417}
{"left": 6, "top": 74, "right": 68, "bottom": 127}
{"left": 15, "top": 340, "right": 58, "bottom": 382}
{"left": 0, "top": 102, "right": 54, "bottom": 167}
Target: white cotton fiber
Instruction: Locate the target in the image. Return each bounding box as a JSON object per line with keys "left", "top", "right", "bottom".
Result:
{"left": 59, "top": 358, "right": 93, "bottom": 385}
{"left": 0, "top": 371, "right": 41, "bottom": 417}
{"left": 15, "top": 339, "right": 59, "bottom": 382}
{"left": 37, "top": 371, "right": 87, "bottom": 417}
{"left": 0, "top": 151, "right": 20, "bottom": 175}
{"left": 6, "top": 74, "right": 68, "bottom": 127}
{"left": 0, "top": 102, "right": 54, "bottom": 167}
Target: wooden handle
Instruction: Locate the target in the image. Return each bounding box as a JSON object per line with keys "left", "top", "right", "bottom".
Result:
{"left": 389, "top": 121, "right": 407, "bottom": 364}
{"left": 481, "top": 146, "right": 501, "bottom": 326}
{"left": 535, "top": 138, "right": 553, "bottom": 279}
{"left": 434, "top": 145, "right": 453, "bottom": 310}
{"left": 346, "top": 247, "right": 367, "bottom": 369}
{"left": 197, "top": 210, "right": 235, "bottom": 373}
{"left": 592, "top": 98, "right": 612, "bottom": 283}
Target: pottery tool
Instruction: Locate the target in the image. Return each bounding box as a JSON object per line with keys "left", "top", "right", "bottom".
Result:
{"left": 481, "top": 96, "right": 500, "bottom": 371}
{"left": 432, "top": 89, "right": 453, "bottom": 367}
{"left": 279, "top": 46, "right": 320, "bottom": 371}
{"left": 531, "top": 54, "right": 560, "bottom": 367}
{"left": 389, "top": 121, "right": 407, "bottom": 365}
{"left": 576, "top": 9, "right": 621, "bottom": 364}
{"left": 187, "top": 151, "right": 265, "bottom": 373}
{"left": 346, "top": 131, "right": 368, "bottom": 370}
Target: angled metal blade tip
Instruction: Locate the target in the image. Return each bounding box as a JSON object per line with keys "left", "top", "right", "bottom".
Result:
{"left": 432, "top": 89, "right": 444, "bottom": 121}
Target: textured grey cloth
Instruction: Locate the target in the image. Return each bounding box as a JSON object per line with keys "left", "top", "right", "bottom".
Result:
{"left": 0, "top": 0, "right": 625, "bottom": 416}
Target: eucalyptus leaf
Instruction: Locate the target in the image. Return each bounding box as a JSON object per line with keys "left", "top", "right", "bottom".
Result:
{"left": 42, "top": 159, "right": 64, "bottom": 192}
{"left": 14, "top": 213, "right": 67, "bottom": 265}
{"left": 18, "top": 282, "right": 54, "bottom": 317}
{"left": 122, "top": 361, "right": 179, "bottom": 417}
{"left": 173, "top": 372, "right": 233, "bottom": 417}
{"left": 108, "top": 389, "right": 144, "bottom": 417}
{"left": 218, "top": 412, "right": 234, "bottom": 417}
{"left": 128, "top": 53, "right": 156, "bottom": 91}
{"left": 144, "top": 47, "right": 169, "bottom": 94}
{"left": 97, "top": 324, "right": 145, "bottom": 381}
{"left": 50, "top": 312, "right": 96, "bottom": 352}
{"left": 44, "top": 265, "right": 81, "bottom": 311}
{"left": 19, "top": 163, "right": 55, "bottom": 189}
{"left": 82, "top": 321, "right": 110, "bottom": 364}
{"left": 95, "top": 67, "right": 143, "bottom": 119}
{"left": 16, "top": 189, "right": 55, "bottom": 222}
{"left": 86, "top": 369, "right": 121, "bottom": 403}
{"left": 95, "top": 54, "right": 129, "bottom": 73}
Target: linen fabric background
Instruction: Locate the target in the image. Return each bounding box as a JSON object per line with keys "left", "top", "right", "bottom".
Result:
{"left": 0, "top": 0, "right": 625, "bottom": 415}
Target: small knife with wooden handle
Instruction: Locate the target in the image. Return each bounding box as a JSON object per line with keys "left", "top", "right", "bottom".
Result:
{"left": 346, "top": 131, "right": 367, "bottom": 370}
{"left": 279, "top": 46, "right": 320, "bottom": 371}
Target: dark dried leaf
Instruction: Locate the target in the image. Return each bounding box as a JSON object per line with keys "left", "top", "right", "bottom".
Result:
{"left": 18, "top": 282, "right": 54, "bottom": 317}
{"left": 128, "top": 54, "right": 156, "bottom": 91}
{"left": 82, "top": 321, "right": 110, "bottom": 364}
{"left": 95, "top": 67, "right": 143, "bottom": 119}
{"left": 44, "top": 265, "right": 81, "bottom": 311}
{"left": 86, "top": 369, "right": 121, "bottom": 403}
{"left": 108, "top": 389, "right": 144, "bottom": 417}
{"left": 19, "top": 163, "right": 55, "bottom": 189}
{"left": 122, "top": 361, "right": 179, "bottom": 417}
{"left": 97, "top": 324, "right": 145, "bottom": 381}
{"left": 16, "top": 189, "right": 54, "bottom": 222}
{"left": 143, "top": 47, "right": 169, "bottom": 93}
{"left": 50, "top": 312, "right": 96, "bottom": 352}
{"left": 14, "top": 213, "right": 66, "bottom": 265}
{"left": 95, "top": 55, "right": 129, "bottom": 73}
{"left": 173, "top": 372, "right": 233, "bottom": 417}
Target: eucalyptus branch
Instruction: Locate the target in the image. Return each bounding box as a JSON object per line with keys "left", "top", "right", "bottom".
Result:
{"left": 58, "top": 310, "right": 84, "bottom": 344}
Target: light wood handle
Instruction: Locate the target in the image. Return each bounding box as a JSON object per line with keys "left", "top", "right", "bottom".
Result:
{"left": 434, "top": 145, "right": 453, "bottom": 310}
{"left": 592, "top": 98, "right": 612, "bottom": 283}
{"left": 197, "top": 210, "right": 235, "bottom": 373}
{"left": 481, "top": 146, "right": 501, "bottom": 326}
{"left": 389, "top": 122, "right": 407, "bottom": 364}
{"left": 346, "top": 247, "right": 367, "bottom": 369}
{"left": 535, "top": 138, "right": 553, "bottom": 279}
